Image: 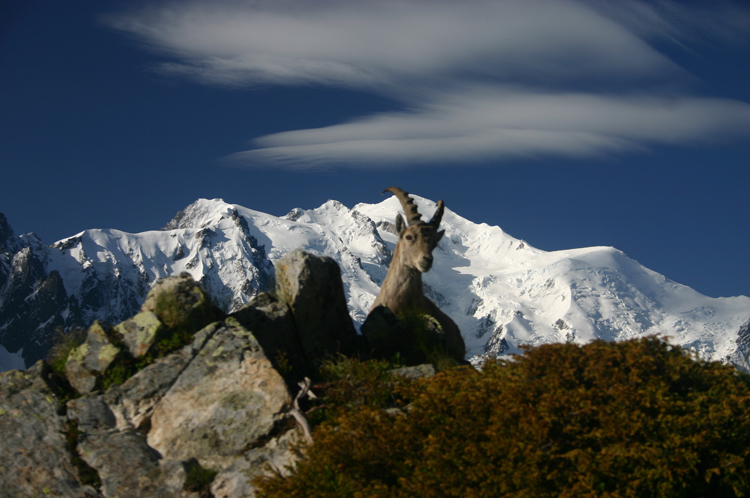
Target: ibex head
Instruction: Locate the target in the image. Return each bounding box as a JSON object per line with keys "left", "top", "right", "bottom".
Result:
{"left": 384, "top": 187, "right": 445, "bottom": 273}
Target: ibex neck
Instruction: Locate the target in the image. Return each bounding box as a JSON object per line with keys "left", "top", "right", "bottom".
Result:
{"left": 377, "top": 261, "right": 423, "bottom": 312}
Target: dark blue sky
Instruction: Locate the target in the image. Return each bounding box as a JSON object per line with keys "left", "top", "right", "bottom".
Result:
{"left": 1, "top": 1, "right": 748, "bottom": 298}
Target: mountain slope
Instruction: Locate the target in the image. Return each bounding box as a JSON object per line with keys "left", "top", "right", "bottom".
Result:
{"left": 1, "top": 197, "right": 748, "bottom": 370}
{"left": 353, "top": 196, "right": 750, "bottom": 364}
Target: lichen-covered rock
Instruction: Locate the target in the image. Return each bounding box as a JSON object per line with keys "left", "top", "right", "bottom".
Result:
{"left": 147, "top": 317, "right": 292, "bottom": 469}
{"left": 65, "top": 321, "right": 125, "bottom": 395}
{"left": 275, "top": 249, "right": 362, "bottom": 365}
{"left": 210, "top": 427, "right": 303, "bottom": 498}
{"left": 69, "top": 392, "right": 196, "bottom": 498}
{"left": 140, "top": 272, "right": 219, "bottom": 335}
{"left": 104, "top": 322, "right": 219, "bottom": 431}
{"left": 113, "top": 311, "right": 166, "bottom": 358}
{"left": 0, "top": 362, "right": 99, "bottom": 498}
{"left": 230, "top": 292, "right": 312, "bottom": 378}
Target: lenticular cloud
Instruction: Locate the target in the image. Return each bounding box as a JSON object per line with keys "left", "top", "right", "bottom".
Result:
{"left": 106, "top": 0, "right": 750, "bottom": 168}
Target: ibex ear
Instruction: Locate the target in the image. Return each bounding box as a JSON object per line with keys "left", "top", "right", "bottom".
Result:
{"left": 436, "top": 229, "right": 445, "bottom": 244}
{"left": 395, "top": 214, "right": 406, "bottom": 237}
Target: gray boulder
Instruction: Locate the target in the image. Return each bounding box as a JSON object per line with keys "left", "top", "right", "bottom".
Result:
{"left": 230, "top": 291, "right": 313, "bottom": 378}
{"left": 390, "top": 363, "right": 437, "bottom": 380}
{"left": 0, "top": 362, "right": 99, "bottom": 498}
{"left": 113, "top": 311, "right": 167, "bottom": 358}
{"left": 65, "top": 321, "right": 125, "bottom": 395}
{"left": 275, "top": 249, "right": 362, "bottom": 365}
{"left": 140, "top": 272, "right": 219, "bottom": 334}
{"left": 147, "top": 317, "right": 293, "bottom": 470}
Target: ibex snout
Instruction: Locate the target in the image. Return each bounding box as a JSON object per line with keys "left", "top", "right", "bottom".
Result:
{"left": 418, "top": 254, "right": 433, "bottom": 272}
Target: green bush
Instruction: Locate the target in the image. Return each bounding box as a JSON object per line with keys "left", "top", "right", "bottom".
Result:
{"left": 257, "top": 337, "right": 750, "bottom": 497}
{"left": 305, "top": 355, "right": 410, "bottom": 427}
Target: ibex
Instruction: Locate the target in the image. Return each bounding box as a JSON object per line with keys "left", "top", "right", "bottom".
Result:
{"left": 370, "top": 187, "right": 465, "bottom": 360}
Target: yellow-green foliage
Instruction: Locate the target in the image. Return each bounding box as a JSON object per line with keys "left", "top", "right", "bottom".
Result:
{"left": 257, "top": 337, "right": 750, "bottom": 498}
{"left": 314, "top": 355, "right": 408, "bottom": 422}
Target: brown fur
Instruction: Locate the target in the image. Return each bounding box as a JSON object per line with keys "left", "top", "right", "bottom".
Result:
{"left": 370, "top": 188, "right": 466, "bottom": 359}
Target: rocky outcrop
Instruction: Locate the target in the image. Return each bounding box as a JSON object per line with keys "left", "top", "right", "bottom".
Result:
{"left": 0, "top": 248, "right": 449, "bottom": 497}
{"left": 0, "top": 261, "right": 320, "bottom": 497}
{"left": 274, "top": 249, "right": 364, "bottom": 365}
{"left": 0, "top": 362, "right": 99, "bottom": 498}
{"left": 730, "top": 317, "right": 750, "bottom": 371}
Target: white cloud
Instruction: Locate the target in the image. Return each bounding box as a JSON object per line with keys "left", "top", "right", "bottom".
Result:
{"left": 107, "top": 0, "right": 684, "bottom": 89}
{"left": 106, "top": 0, "right": 750, "bottom": 168}
{"left": 226, "top": 87, "right": 750, "bottom": 167}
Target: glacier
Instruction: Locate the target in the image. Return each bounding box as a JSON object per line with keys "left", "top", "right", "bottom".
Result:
{"left": 1, "top": 196, "right": 748, "bottom": 371}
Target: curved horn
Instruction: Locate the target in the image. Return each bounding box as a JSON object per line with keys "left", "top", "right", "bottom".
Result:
{"left": 430, "top": 199, "right": 445, "bottom": 229}
{"left": 383, "top": 187, "right": 423, "bottom": 226}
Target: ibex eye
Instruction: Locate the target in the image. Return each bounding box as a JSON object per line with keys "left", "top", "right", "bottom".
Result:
{"left": 405, "top": 235, "right": 413, "bottom": 241}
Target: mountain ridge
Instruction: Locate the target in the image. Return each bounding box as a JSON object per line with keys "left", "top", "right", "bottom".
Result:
{"left": 1, "top": 196, "right": 748, "bottom": 370}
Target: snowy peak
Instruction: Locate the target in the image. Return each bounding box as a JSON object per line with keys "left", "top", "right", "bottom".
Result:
{"left": 161, "top": 198, "right": 239, "bottom": 231}
{"left": 354, "top": 194, "right": 749, "bottom": 363}
{"left": 1, "top": 194, "right": 749, "bottom": 371}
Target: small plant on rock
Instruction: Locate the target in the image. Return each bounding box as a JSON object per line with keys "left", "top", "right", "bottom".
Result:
{"left": 46, "top": 326, "right": 88, "bottom": 376}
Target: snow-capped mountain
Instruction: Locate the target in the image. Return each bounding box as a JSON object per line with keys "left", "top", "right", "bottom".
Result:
{"left": 1, "top": 197, "right": 749, "bottom": 371}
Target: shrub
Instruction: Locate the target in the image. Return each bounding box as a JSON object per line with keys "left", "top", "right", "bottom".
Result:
{"left": 257, "top": 337, "right": 750, "bottom": 497}
{"left": 306, "top": 355, "right": 410, "bottom": 427}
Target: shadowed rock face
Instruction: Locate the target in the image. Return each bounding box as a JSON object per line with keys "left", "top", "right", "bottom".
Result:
{"left": 275, "top": 249, "right": 364, "bottom": 365}
{"left": 231, "top": 292, "right": 314, "bottom": 378}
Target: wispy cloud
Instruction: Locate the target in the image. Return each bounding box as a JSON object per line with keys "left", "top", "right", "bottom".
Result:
{"left": 106, "top": 0, "right": 750, "bottom": 168}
